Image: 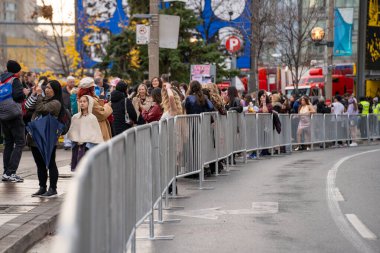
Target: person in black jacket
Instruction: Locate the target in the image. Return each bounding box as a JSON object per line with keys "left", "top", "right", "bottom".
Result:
{"left": 225, "top": 86, "right": 243, "bottom": 113}
{"left": 0, "top": 60, "right": 26, "bottom": 182}
{"left": 110, "top": 81, "right": 137, "bottom": 136}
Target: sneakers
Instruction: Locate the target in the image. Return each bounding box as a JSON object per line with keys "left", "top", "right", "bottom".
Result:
{"left": 31, "top": 187, "right": 47, "bottom": 197}
{"left": 349, "top": 142, "right": 358, "bottom": 147}
{"left": 2, "top": 174, "right": 24, "bottom": 182}
{"left": 40, "top": 188, "right": 58, "bottom": 198}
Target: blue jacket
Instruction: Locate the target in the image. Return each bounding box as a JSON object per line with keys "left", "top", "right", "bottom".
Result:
{"left": 185, "top": 95, "right": 214, "bottom": 115}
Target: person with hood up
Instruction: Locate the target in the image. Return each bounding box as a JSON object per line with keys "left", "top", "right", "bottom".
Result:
{"left": 77, "top": 77, "right": 113, "bottom": 141}
{"left": 110, "top": 80, "right": 137, "bottom": 136}
{"left": 0, "top": 60, "right": 26, "bottom": 182}
{"left": 67, "top": 95, "right": 104, "bottom": 171}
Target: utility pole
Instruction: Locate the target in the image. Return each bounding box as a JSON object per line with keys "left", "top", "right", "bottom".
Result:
{"left": 357, "top": 0, "right": 367, "bottom": 97}
{"left": 249, "top": 0, "right": 259, "bottom": 93}
{"left": 326, "top": 0, "right": 334, "bottom": 100}
{"left": 149, "top": 0, "right": 160, "bottom": 80}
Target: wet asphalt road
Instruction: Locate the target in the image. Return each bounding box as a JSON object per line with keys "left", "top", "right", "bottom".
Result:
{"left": 137, "top": 145, "right": 380, "bottom": 253}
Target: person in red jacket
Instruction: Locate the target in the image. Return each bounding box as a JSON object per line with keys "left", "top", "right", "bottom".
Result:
{"left": 141, "top": 88, "right": 163, "bottom": 123}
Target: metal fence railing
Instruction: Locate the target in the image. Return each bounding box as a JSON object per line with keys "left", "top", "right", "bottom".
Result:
{"left": 53, "top": 113, "right": 380, "bottom": 253}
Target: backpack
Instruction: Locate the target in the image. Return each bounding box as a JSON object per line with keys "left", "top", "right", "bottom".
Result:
{"left": 59, "top": 108, "right": 72, "bottom": 135}
{"left": 0, "top": 77, "right": 22, "bottom": 121}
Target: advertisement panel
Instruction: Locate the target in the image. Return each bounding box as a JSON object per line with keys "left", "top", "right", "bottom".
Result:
{"left": 366, "top": 0, "right": 380, "bottom": 70}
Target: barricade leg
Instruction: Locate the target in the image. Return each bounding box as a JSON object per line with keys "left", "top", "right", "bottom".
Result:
{"left": 168, "top": 179, "right": 189, "bottom": 200}
{"left": 164, "top": 183, "right": 185, "bottom": 210}
{"left": 156, "top": 198, "right": 181, "bottom": 224}
{"left": 137, "top": 211, "right": 175, "bottom": 241}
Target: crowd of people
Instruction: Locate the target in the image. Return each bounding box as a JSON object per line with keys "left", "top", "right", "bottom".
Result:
{"left": 1, "top": 59, "right": 380, "bottom": 197}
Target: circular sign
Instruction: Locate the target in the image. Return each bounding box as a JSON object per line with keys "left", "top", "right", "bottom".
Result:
{"left": 225, "top": 36, "right": 242, "bottom": 53}
{"left": 311, "top": 27, "right": 325, "bottom": 42}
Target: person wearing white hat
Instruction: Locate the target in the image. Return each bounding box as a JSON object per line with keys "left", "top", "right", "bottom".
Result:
{"left": 77, "top": 77, "right": 113, "bottom": 141}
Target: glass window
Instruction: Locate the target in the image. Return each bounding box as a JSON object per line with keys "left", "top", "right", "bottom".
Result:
{"left": 4, "top": 2, "right": 16, "bottom": 21}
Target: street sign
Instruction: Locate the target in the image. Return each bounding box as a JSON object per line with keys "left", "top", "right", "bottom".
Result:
{"left": 136, "top": 24, "right": 150, "bottom": 45}
{"left": 225, "top": 36, "right": 242, "bottom": 53}
{"left": 159, "top": 15, "right": 180, "bottom": 49}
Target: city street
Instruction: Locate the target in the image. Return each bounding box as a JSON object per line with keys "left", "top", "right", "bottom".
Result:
{"left": 133, "top": 146, "right": 380, "bottom": 253}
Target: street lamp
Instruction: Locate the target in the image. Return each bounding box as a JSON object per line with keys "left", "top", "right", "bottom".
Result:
{"left": 310, "top": 27, "right": 333, "bottom": 47}
{"left": 310, "top": 26, "right": 334, "bottom": 100}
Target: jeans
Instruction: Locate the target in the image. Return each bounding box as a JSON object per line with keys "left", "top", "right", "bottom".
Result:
{"left": 31, "top": 146, "right": 59, "bottom": 190}
{"left": 63, "top": 134, "right": 72, "bottom": 148}
{"left": 1, "top": 117, "right": 25, "bottom": 176}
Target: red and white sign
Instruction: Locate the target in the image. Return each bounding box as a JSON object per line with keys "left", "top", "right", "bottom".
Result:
{"left": 225, "top": 36, "right": 242, "bottom": 53}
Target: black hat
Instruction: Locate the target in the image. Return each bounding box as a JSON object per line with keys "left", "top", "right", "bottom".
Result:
{"left": 6, "top": 60, "right": 21, "bottom": 73}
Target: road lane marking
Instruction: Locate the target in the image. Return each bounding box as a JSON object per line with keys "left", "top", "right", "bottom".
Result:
{"left": 333, "top": 187, "right": 345, "bottom": 202}
{"left": 327, "top": 149, "right": 380, "bottom": 253}
{"left": 168, "top": 202, "right": 279, "bottom": 220}
{"left": 346, "top": 214, "right": 377, "bottom": 240}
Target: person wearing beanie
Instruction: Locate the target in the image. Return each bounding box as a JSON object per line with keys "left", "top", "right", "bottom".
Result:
{"left": 0, "top": 60, "right": 26, "bottom": 182}
{"left": 110, "top": 80, "right": 137, "bottom": 136}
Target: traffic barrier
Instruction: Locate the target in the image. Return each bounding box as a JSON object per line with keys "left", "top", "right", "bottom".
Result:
{"left": 54, "top": 113, "right": 380, "bottom": 253}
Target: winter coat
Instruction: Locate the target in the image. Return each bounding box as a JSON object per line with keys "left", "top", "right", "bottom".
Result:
{"left": 110, "top": 90, "right": 137, "bottom": 136}
{"left": 70, "top": 93, "right": 78, "bottom": 115}
{"left": 68, "top": 95, "right": 104, "bottom": 144}
{"left": 132, "top": 95, "right": 153, "bottom": 125}
{"left": 185, "top": 95, "right": 214, "bottom": 115}
{"left": 141, "top": 103, "right": 163, "bottom": 123}
{"left": 225, "top": 97, "right": 243, "bottom": 113}
{"left": 62, "top": 87, "right": 71, "bottom": 112}
{"left": 91, "top": 97, "right": 113, "bottom": 141}
{"left": 26, "top": 95, "right": 62, "bottom": 147}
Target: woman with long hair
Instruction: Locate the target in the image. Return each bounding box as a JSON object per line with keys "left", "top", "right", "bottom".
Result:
{"left": 185, "top": 80, "right": 213, "bottom": 114}
{"left": 28, "top": 80, "right": 65, "bottom": 198}
{"left": 132, "top": 84, "right": 153, "bottom": 124}
{"left": 161, "top": 82, "right": 183, "bottom": 118}
{"left": 203, "top": 83, "right": 226, "bottom": 115}
{"left": 77, "top": 77, "right": 113, "bottom": 141}
{"left": 225, "top": 86, "right": 243, "bottom": 113}
{"left": 257, "top": 90, "right": 272, "bottom": 113}
{"left": 346, "top": 96, "right": 359, "bottom": 146}
{"left": 295, "top": 96, "right": 315, "bottom": 151}
{"left": 141, "top": 88, "right": 163, "bottom": 123}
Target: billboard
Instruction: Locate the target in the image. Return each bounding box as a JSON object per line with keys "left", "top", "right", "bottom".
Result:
{"left": 77, "top": 0, "right": 251, "bottom": 69}
{"left": 366, "top": 0, "right": 380, "bottom": 70}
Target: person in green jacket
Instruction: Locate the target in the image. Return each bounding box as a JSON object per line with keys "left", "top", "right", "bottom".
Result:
{"left": 359, "top": 97, "right": 370, "bottom": 137}
{"left": 372, "top": 97, "right": 380, "bottom": 136}
{"left": 70, "top": 88, "right": 78, "bottom": 115}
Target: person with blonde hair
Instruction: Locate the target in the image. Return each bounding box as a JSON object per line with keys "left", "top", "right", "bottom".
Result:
{"left": 202, "top": 83, "right": 226, "bottom": 115}
{"left": 161, "top": 82, "right": 183, "bottom": 118}
{"left": 132, "top": 83, "right": 153, "bottom": 124}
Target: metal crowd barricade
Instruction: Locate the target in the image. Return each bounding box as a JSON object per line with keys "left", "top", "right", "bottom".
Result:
{"left": 201, "top": 112, "right": 219, "bottom": 166}
{"left": 245, "top": 113, "right": 258, "bottom": 152}
{"left": 336, "top": 114, "right": 349, "bottom": 142}
{"left": 257, "top": 113, "right": 273, "bottom": 150}
{"left": 175, "top": 115, "right": 202, "bottom": 177}
{"left": 324, "top": 114, "right": 337, "bottom": 143}
{"left": 368, "top": 114, "right": 380, "bottom": 139}
{"left": 311, "top": 114, "right": 325, "bottom": 145}
{"left": 56, "top": 108, "right": 380, "bottom": 253}
{"left": 290, "top": 114, "right": 313, "bottom": 146}
{"left": 278, "top": 114, "right": 291, "bottom": 147}
{"left": 218, "top": 114, "right": 231, "bottom": 159}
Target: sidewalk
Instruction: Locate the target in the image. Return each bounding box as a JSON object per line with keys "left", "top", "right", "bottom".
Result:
{"left": 0, "top": 150, "right": 72, "bottom": 253}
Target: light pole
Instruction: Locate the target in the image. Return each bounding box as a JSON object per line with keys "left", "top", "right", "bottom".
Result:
{"left": 149, "top": 0, "right": 160, "bottom": 80}
{"left": 310, "top": 26, "right": 334, "bottom": 99}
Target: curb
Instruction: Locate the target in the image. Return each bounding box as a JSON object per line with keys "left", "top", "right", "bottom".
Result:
{"left": 0, "top": 197, "right": 63, "bottom": 253}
